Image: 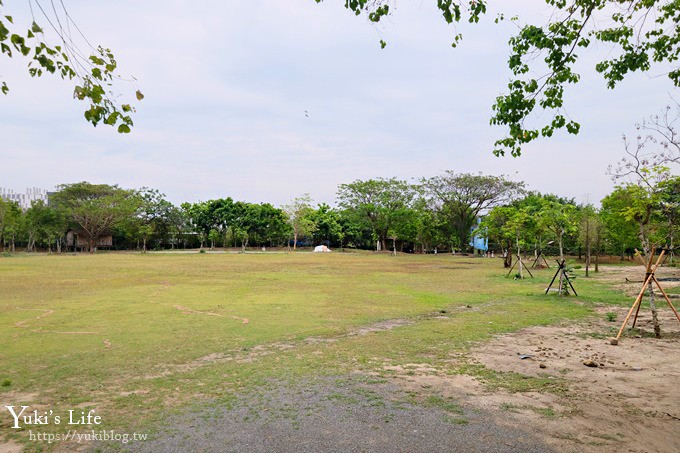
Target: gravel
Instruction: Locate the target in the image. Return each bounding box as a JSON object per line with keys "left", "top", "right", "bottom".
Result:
{"left": 119, "top": 375, "right": 550, "bottom": 453}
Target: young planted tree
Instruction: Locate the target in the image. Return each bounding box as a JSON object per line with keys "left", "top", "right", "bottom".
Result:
{"left": 608, "top": 133, "right": 679, "bottom": 337}
{"left": 579, "top": 205, "right": 602, "bottom": 277}
{"left": 538, "top": 196, "right": 578, "bottom": 263}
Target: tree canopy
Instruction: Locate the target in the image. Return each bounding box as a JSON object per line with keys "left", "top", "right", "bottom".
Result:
{"left": 49, "top": 182, "right": 139, "bottom": 252}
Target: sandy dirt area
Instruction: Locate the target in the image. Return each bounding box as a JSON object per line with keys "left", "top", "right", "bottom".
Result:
{"left": 390, "top": 290, "right": 680, "bottom": 452}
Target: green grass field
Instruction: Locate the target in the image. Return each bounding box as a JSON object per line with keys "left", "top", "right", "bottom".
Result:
{"left": 0, "top": 252, "right": 627, "bottom": 444}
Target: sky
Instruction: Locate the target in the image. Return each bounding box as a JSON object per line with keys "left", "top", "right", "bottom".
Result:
{"left": 1, "top": 0, "right": 678, "bottom": 208}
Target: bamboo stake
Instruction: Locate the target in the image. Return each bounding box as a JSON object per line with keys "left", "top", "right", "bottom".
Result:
{"left": 616, "top": 273, "right": 654, "bottom": 340}
{"left": 652, "top": 276, "right": 680, "bottom": 323}
{"left": 617, "top": 249, "right": 667, "bottom": 339}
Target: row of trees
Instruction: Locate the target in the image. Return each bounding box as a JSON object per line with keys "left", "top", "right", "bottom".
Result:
{"left": 0, "top": 168, "right": 676, "bottom": 261}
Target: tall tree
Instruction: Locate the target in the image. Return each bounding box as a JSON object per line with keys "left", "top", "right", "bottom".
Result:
{"left": 423, "top": 172, "right": 524, "bottom": 252}
{"left": 50, "top": 182, "right": 140, "bottom": 253}
{"left": 337, "top": 178, "right": 416, "bottom": 251}
{"left": 24, "top": 200, "right": 66, "bottom": 252}
{"left": 601, "top": 189, "right": 639, "bottom": 260}
{"left": 310, "top": 203, "right": 343, "bottom": 247}
{"left": 0, "top": 198, "right": 21, "bottom": 252}
{"left": 282, "top": 194, "right": 317, "bottom": 251}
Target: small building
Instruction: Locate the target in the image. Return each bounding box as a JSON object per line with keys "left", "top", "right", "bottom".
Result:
{"left": 65, "top": 230, "right": 113, "bottom": 251}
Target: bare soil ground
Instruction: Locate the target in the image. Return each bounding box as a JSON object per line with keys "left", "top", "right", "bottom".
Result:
{"left": 388, "top": 303, "right": 680, "bottom": 452}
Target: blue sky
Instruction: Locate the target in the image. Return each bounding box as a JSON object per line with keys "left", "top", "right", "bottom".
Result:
{"left": 1, "top": 1, "right": 677, "bottom": 207}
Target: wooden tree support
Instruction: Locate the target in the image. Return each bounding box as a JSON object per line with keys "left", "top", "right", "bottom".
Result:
{"left": 545, "top": 260, "right": 577, "bottom": 296}
{"left": 616, "top": 249, "right": 680, "bottom": 340}
{"left": 506, "top": 255, "right": 534, "bottom": 279}
{"left": 532, "top": 251, "right": 550, "bottom": 268}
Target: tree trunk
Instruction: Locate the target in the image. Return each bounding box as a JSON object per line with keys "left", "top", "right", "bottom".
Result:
{"left": 649, "top": 283, "right": 661, "bottom": 338}
{"left": 504, "top": 240, "right": 513, "bottom": 268}
{"left": 585, "top": 222, "right": 590, "bottom": 278}
{"left": 594, "top": 230, "right": 600, "bottom": 273}
{"left": 516, "top": 230, "right": 523, "bottom": 279}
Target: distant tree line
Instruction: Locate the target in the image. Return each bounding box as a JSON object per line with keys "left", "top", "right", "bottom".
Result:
{"left": 0, "top": 170, "right": 677, "bottom": 265}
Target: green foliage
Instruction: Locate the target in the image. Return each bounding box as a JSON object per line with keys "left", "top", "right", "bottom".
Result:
{"left": 537, "top": 195, "right": 579, "bottom": 261}
{"left": 181, "top": 198, "right": 290, "bottom": 249}
{"left": 606, "top": 167, "right": 677, "bottom": 255}
{"left": 337, "top": 178, "right": 417, "bottom": 249}
{"left": 283, "top": 194, "right": 317, "bottom": 248}
{"left": 0, "top": 197, "right": 23, "bottom": 251}
{"left": 50, "top": 182, "right": 140, "bottom": 252}
{"left": 25, "top": 200, "right": 67, "bottom": 251}
{"left": 422, "top": 172, "right": 525, "bottom": 251}
{"left": 0, "top": 2, "right": 140, "bottom": 132}
{"left": 310, "top": 203, "right": 343, "bottom": 246}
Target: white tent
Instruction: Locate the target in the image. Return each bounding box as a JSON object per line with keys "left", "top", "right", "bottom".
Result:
{"left": 313, "top": 245, "right": 331, "bottom": 253}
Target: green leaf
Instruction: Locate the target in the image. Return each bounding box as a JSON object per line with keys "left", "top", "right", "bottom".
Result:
{"left": 379, "top": 39, "right": 386, "bottom": 49}
{"left": 117, "top": 124, "right": 131, "bottom": 133}
{"left": 135, "top": 90, "right": 144, "bottom": 101}
{"left": 31, "top": 22, "right": 43, "bottom": 34}
{"left": 104, "top": 112, "right": 120, "bottom": 125}
{"left": 1, "top": 81, "right": 8, "bottom": 95}
{"left": 89, "top": 55, "right": 105, "bottom": 66}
